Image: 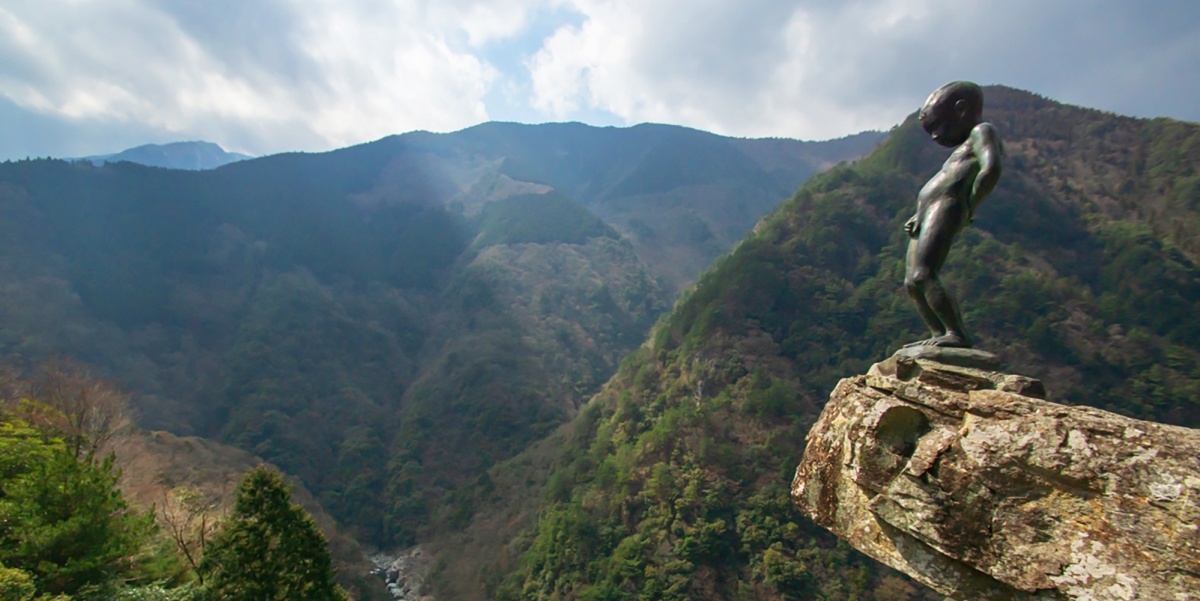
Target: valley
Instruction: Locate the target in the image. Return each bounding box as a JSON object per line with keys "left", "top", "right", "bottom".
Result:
{"left": 0, "top": 122, "right": 882, "bottom": 596}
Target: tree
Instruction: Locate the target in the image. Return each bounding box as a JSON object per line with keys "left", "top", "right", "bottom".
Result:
{"left": 0, "top": 563, "right": 36, "bottom": 601}
{"left": 0, "top": 417, "right": 151, "bottom": 596}
{"left": 156, "top": 488, "right": 223, "bottom": 581}
{"left": 28, "top": 358, "right": 130, "bottom": 464}
{"left": 198, "top": 467, "right": 348, "bottom": 601}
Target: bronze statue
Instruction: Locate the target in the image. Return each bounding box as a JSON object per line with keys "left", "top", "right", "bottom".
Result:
{"left": 903, "top": 81, "right": 1002, "bottom": 348}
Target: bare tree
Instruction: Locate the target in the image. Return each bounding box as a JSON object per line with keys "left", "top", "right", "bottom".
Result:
{"left": 27, "top": 357, "right": 131, "bottom": 463}
{"left": 157, "top": 486, "right": 224, "bottom": 580}
{"left": 0, "top": 363, "right": 25, "bottom": 403}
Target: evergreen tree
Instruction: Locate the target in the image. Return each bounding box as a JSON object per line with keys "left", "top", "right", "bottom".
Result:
{"left": 0, "top": 563, "right": 36, "bottom": 601}
{"left": 0, "top": 417, "right": 150, "bottom": 596}
{"left": 198, "top": 467, "right": 348, "bottom": 601}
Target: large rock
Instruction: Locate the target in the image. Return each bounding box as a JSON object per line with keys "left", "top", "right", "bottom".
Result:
{"left": 791, "top": 355, "right": 1200, "bottom": 601}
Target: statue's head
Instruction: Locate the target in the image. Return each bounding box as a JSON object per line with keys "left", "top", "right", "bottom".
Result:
{"left": 920, "top": 81, "right": 983, "bottom": 147}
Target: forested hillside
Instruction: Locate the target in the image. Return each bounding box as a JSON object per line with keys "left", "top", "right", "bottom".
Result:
{"left": 467, "top": 87, "right": 1200, "bottom": 600}
{"left": 0, "top": 361, "right": 362, "bottom": 600}
{"left": 0, "top": 123, "right": 878, "bottom": 554}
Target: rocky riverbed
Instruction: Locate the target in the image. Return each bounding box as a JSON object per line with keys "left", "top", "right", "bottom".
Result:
{"left": 371, "top": 546, "right": 434, "bottom": 601}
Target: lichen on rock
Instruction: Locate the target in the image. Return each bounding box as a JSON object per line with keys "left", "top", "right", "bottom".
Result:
{"left": 792, "top": 355, "right": 1200, "bottom": 601}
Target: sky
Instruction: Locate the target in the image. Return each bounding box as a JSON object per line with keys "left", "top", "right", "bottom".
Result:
{"left": 1, "top": 0, "right": 1198, "bottom": 161}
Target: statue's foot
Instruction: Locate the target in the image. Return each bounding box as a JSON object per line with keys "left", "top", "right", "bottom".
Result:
{"left": 924, "top": 333, "right": 970, "bottom": 348}
{"left": 902, "top": 333, "right": 970, "bottom": 348}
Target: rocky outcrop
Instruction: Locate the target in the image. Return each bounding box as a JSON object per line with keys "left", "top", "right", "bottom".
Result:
{"left": 370, "top": 546, "right": 434, "bottom": 601}
{"left": 792, "top": 353, "right": 1200, "bottom": 601}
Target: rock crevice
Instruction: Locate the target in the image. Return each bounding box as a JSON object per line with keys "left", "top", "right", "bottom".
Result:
{"left": 792, "top": 355, "right": 1200, "bottom": 601}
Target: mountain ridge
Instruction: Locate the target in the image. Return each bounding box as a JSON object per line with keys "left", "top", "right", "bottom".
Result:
{"left": 79, "top": 140, "right": 253, "bottom": 170}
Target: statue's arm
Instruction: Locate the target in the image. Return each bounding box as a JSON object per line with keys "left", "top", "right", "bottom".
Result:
{"left": 969, "top": 123, "right": 1003, "bottom": 219}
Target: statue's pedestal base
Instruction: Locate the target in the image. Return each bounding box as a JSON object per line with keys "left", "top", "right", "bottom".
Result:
{"left": 892, "top": 345, "right": 1003, "bottom": 370}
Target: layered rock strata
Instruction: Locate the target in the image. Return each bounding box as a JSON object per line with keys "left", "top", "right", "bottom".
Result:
{"left": 792, "top": 353, "right": 1200, "bottom": 601}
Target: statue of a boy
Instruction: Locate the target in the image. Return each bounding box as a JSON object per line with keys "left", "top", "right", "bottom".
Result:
{"left": 903, "top": 81, "right": 1003, "bottom": 348}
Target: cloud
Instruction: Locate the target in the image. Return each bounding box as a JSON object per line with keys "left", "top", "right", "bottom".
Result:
{"left": 0, "top": 1, "right": 534, "bottom": 157}
{"left": 0, "top": 0, "right": 1196, "bottom": 159}
{"left": 527, "top": 0, "right": 1200, "bottom": 139}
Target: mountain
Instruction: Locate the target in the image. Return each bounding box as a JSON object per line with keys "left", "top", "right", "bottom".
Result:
{"left": 450, "top": 88, "right": 1200, "bottom": 600}
{"left": 79, "top": 140, "right": 253, "bottom": 170}
{"left": 0, "top": 122, "right": 879, "bottom": 555}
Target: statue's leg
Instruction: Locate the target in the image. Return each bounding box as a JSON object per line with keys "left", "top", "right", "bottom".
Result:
{"left": 906, "top": 204, "right": 971, "bottom": 348}
{"left": 904, "top": 237, "right": 945, "bottom": 341}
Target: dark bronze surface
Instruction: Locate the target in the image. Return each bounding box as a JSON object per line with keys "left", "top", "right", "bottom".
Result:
{"left": 902, "top": 81, "right": 1002, "bottom": 348}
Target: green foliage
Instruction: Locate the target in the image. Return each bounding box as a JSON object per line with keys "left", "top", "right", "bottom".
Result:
{"left": 0, "top": 564, "right": 37, "bottom": 601}
{"left": 493, "top": 340, "right": 877, "bottom": 600}
{"left": 0, "top": 417, "right": 154, "bottom": 597}
{"left": 109, "top": 583, "right": 201, "bottom": 601}
{"left": 474, "top": 192, "right": 617, "bottom": 247}
{"left": 603, "top": 127, "right": 766, "bottom": 198}
{"left": 0, "top": 420, "right": 62, "bottom": 482}
{"left": 198, "top": 467, "right": 349, "bottom": 601}
{"left": 0, "top": 411, "right": 191, "bottom": 600}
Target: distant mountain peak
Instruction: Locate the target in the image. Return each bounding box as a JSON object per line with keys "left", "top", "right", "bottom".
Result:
{"left": 81, "top": 140, "right": 252, "bottom": 170}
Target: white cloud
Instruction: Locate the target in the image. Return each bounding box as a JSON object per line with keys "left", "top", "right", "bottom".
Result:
{"left": 287, "top": 2, "right": 499, "bottom": 147}
{"left": 0, "top": 0, "right": 542, "bottom": 156}
{"left": 523, "top": 0, "right": 950, "bottom": 139}
{"left": 0, "top": 0, "right": 1196, "bottom": 159}
{"left": 430, "top": 0, "right": 540, "bottom": 47}
{"left": 525, "top": 0, "right": 1200, "bottom": 139}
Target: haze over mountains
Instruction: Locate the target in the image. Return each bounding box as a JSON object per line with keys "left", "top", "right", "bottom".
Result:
{"left": 77, "top": 140, "right": 253, "bottom": 170}
{"left": 1, "top": 85, "right": 1196, "bottom": 601}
